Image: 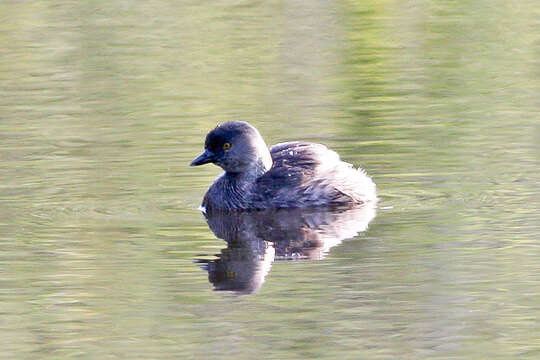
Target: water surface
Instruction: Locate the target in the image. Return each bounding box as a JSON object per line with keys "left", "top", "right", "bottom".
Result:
{"left": 0, "top": 1, "right": 538, "bottom": 359}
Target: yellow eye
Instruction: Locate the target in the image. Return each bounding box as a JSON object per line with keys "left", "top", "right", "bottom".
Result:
{"left": 222, "top": 142, "right": 231, "bottom": 150}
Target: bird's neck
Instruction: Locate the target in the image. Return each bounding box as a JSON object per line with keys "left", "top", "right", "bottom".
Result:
{"left": 227, "top": 156, "right": 271, "bottom": 185}
{"left": 207, "top": 154, "right": 272, "bottom": 211}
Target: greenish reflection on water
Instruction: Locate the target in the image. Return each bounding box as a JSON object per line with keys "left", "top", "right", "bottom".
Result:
{"left": 0, "top": 0, "right": 538, "bottom": 359}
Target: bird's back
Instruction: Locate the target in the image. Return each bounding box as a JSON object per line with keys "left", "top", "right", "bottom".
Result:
{"left": 253, "top": 142, "right": 376, "bottom": 209}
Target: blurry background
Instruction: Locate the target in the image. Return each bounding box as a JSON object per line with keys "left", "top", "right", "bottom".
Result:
{"left": 0, "top": 0, "right": 538, "bottom": 359}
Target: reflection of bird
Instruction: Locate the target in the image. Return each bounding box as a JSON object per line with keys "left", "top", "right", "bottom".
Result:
{"left": 191, "top": 121, "right": 377, "bottom": 211}
{"left": 196, "top": 204, "right": 376, "bottom": 294}
{"left": 197, "top": 237, "right": 275, "bottom": 295}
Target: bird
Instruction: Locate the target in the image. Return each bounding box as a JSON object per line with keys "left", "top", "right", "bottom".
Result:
{"left": 191, "top": 121, "right": 376, "bottom": 212}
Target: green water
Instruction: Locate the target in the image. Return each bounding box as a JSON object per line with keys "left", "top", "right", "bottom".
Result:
{"left": 1, "top": 1, "right": 538, "bottom": 359}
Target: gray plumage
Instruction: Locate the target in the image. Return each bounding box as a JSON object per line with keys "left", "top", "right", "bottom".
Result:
{"left": 191, "top": 121, "right": 377, "bottom": 211}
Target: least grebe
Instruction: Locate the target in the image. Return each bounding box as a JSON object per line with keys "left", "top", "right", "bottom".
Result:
{"left": 191, "top": 121, "right": 376, "bottom": 211}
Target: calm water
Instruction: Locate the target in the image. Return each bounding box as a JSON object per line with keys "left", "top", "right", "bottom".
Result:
{"left": 1, "top": 1, "right": 539, "bottom": 359}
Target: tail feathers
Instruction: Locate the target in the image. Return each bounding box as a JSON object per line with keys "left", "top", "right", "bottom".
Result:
{"left": 327, "top": 163, "right": 377, "bottom": 204}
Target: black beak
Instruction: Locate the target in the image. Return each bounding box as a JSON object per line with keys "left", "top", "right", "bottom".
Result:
{"left": 190, "top": 150, "right": 216, "bottom": 166}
